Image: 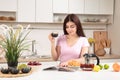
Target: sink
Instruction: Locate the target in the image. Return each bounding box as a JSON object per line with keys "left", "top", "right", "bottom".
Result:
{"left": 20, "top": 55, "right": 41, "bottom": 59}
{"left": 40, "top": 55, "right": 51, "bottom": 59}
{"left": 20, "top": 55, "right": 51, "bottom": 59}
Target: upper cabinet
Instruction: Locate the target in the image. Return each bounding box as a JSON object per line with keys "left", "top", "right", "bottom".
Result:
{"left": 69, "top": 0, "right": 84, "bottom": 14}
{"left": 17, "top": 0, "right": 35, "bottom": 22}
{"left": 0, "top": 0, "right": 17, "bottom": 12}
{"left": 53, "top": 0, "right": 84, "bottom": 14}
{"left": 99, "top": 0, "right": 114, "bottom": 15}
{"left": 17, "top": 0, "right": 53, "bottom": 22}
{"left": 53, "top": 0, "right": 68, "bottom": 13}
{"left": 0, "top": 0, "right": 114, "bottom": 23}
{"left": 85, "top": 0, "right": 114, "bottom": 15}
{"left": 36, "top": 0, "right": 53, "bottom": 22}
{"left": 53, "top": 0, "right": 114, "bottom": 15}
{"left": 84, "top": 0, "right": 99, "bottom": 14}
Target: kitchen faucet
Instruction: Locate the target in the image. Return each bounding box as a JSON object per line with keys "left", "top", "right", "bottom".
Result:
{"left": 31, "top": 40, "right": 37, "bottom": 56}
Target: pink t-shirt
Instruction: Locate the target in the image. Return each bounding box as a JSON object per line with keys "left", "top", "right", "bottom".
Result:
{"left": 57, "top": 35, "right": 89, "bottom": 63}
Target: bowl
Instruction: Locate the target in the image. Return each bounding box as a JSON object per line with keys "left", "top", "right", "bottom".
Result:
{"left": 100, "top": 19, "right": 108, "bottom": 23}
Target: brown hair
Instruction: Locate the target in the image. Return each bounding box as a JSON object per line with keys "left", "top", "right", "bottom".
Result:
{"left": 63, "top": 14, "right": 85, "bottom": 37}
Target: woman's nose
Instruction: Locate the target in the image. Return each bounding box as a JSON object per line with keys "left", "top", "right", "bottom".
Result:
{"left": 68, "top": 27, "right": 72, "bottom": 31}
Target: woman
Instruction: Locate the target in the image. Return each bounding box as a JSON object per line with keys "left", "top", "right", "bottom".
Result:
{"left": 49, "top": 14, "right": 89, "bottom": 67}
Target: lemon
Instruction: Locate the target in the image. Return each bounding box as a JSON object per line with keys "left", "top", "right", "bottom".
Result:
{"left": 93, "top": 65, "right": 100, "bottom": 72}
{"left": 98, "top": 64, "right": 103, "bottom": 70}
{"left": 18, "top": 64, "right": 27, "bottom": 70}
{"left": 104, "top": 64, "right": 109, "bottom": 70}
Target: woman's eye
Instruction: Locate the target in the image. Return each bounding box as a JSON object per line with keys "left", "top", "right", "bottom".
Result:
{"left": 70, "top": 25, "right": 76, "bottom": 28}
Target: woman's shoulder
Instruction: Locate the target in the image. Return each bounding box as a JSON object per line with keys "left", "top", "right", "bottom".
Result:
{"left": 57, "top": 34, "right": 66, "bottom": 44}
{"left": 58, "top": 34, "right": 66, "bottom": 39}
{"left": 79, "top": 36, "right": 89, "bottom": 46}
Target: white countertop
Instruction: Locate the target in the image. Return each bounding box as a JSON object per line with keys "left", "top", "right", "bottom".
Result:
{"left": 0, "top": 61, "right": 120, "bottom": 80}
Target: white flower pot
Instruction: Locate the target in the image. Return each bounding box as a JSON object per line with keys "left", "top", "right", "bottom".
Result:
{"left": 104, "top": 48, "right": 110, "bottom": 54}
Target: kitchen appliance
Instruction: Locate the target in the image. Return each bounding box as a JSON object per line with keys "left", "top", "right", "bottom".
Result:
{"left": 80, "top": 53, "right": 100, "bottom": 71}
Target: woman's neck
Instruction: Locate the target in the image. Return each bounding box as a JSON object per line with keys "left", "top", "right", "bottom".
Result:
{"left": 66, "top": 34, "right": 79, "bottom": 40}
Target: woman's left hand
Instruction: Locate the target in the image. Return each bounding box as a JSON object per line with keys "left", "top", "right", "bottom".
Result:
{"left": 59, "top": 59, "right": 74, "bottom": 67}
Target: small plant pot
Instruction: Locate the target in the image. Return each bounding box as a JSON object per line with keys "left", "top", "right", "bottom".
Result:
{"left": 7, "top": 61, "right": 18, "bottom": 71}
{"left": 104, "top": 48, "right": 111, "bottom": 54}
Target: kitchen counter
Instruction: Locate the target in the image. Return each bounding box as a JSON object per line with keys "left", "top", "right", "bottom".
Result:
{"left": 0, "top": 54, "right": 120, "bottom": 63}
{"left": 0, "top": 61, "right": 120, "bottom": 80}
{"left": 97, "top": 54, "right": 120, "bottom": 59}
{"left": 0, "top": 57, "right": 53, "bottom": 63}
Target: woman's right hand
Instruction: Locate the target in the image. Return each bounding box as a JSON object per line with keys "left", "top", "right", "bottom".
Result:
{"left": 59, "top": 62, "right": 68, "bottom": 67}
{"left": 48, "top": 33, "right": 55, "bottom": 44}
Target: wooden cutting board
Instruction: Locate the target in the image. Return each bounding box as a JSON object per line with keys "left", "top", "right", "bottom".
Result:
{"left": 93, "top": 31, "right": 108, "bottom": 53}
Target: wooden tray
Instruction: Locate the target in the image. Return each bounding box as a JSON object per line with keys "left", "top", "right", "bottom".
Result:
{"left": 0, "top": 66, "right": 38, "bottom": 78}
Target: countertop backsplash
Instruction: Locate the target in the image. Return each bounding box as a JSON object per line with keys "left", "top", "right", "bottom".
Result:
{"left": 23, "top": 26, "right": 106, "bottom": 56}
{"left": 23, "top": 27, "right": 63, "bottom": 57}
{"left": 0, "top": 23, "right": 107, "bottom": 58}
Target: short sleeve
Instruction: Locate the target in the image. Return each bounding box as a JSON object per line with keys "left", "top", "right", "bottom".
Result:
{"left": 82, "top": 37, "right": 90, "bottom": 47}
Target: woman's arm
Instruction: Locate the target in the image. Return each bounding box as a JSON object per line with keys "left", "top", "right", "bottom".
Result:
{"left": 80, "top": 46, "right": 89, "bottom": 58}
{"left": 75, "top": 46, "right": 89, "bottom": 63}
{"left": 48, "top": 34, "right": 60, "bottom": 61}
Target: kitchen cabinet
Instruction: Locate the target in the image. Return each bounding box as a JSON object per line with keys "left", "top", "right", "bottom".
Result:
{"left": 0, "top": 0, "right": 17, "bottom": 12}
{"left": 69, "top": 0, "right": 84, "bottom": 14}
{"left": 36, "top": 0, "right": 53, "bottom": 22}
{"left": 85, "top": 0, "right": 114, "bottom": 15}
{"left": 17, "top": 0, "right": 53, "bottom": 22}
{"left": 84, "top": 0, "right": 99, "bottom": 14}
{"left": 17, "top": 0, "right": 35, "bottom": 22}
{"left": 99, "top": 0, "right": 114, "bottom": 15}
{"left": 53, "top": 0, "right": 84, "bottom": 14}
{"left": 53, "top": 0, "right": 68, "bottom": 13}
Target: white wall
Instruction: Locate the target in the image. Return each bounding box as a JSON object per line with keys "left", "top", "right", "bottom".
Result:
{"left": 108, "top": 0, "right": 120, "bottom": 55}
{"left": 0, "top": 22, "right": 107, "bottom": 57}
{"left": 24, "top": 24, "right": 106, "bottom": 56}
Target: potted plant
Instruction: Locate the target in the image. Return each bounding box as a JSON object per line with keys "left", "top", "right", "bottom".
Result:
{"left": 0, "top": 24, "right": 31, "bottom": 69}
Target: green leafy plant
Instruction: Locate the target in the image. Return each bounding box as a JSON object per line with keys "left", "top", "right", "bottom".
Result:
{"left": 0, "top": 24, "right": 31, "bottom": 67}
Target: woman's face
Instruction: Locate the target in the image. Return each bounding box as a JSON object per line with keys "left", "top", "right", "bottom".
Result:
{"left": 65, "top": 21, "right": 77, "bottom": 36}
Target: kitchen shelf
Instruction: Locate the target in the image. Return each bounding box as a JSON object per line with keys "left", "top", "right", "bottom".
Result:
{"left": 82, "top": 22, "right": 111, "bottom": 25}
{"left": 98, "top": 54, "right": 120, "bottom": 59}
{"left": 53, "top": 22, "right": 111, "bottom": 25}
{"left": 0, "top": 21, "right": 16, "bottom": 23}
{"left": 0, "top": 21, "right": 111, "bottom": 25}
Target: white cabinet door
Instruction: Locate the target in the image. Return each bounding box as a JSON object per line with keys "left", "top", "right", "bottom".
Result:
{"left": 99, "top": 0, "right": 114, "bottom": 15}
{"left": 17, "top": 0, "right": 35, "bottom": 22}
{"left": 85, "top": 0, "right": 99, "bottom": 14}
{"left": 53, "top": 0, "right": 68, "bottom": 13}
{"left": 69, "top": 0, "right": 84, "bottom": 14}
{"left": 36, "top": 0, "right": 53, "bottom": 22}
{"left": 0, "top": 0, "right": 17, "bottom": 11}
